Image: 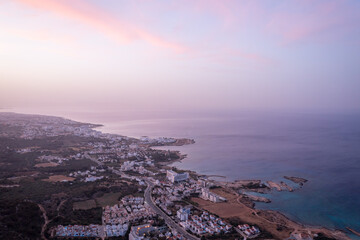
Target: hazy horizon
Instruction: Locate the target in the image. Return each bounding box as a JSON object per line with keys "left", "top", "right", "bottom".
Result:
{"left": 1, "top": 0, "right": 360, "bottom": 114}
{"left": 2, "top": 2, "right": 360, "bottom": 238}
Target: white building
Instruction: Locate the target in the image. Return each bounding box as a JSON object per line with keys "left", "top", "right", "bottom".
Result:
{"left": 177, "top": 207, "right": 191, "bottom": 221}
{"left": 166, "top": 170, "right": 189, "bottom": 183}
{"left": 200, "top": 188, "right": 226, "bottom": 203}
{"left": 84, "top": 176, "right": 103, "bottom": 182}
{"left": 105, "top": 224, "right": 128, "bottom": 237}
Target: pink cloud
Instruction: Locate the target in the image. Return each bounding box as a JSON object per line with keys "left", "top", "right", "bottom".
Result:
{"left": 0, "top": 21, "right": 78, "bottom": 57}
{"left": 266, "top": 0, "right": 360, "bottom": 45}
{"left": 15, "top": 0, "right": 187, "bottom": 52}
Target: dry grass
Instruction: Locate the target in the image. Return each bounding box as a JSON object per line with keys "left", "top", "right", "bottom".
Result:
{"left": 192, "top": 187, "right": 293, "bottom": 239}
{"left": 95, "top": 192, "right": 122, "bottom": 207}
{"left": 43, "top": 175, "right": 75, "bottom": 182}
{"left": 73, "top": 199, "right": 97, "bottom": 210}
{"left": 34, "top": 162, "right": 59, "bottom": 168}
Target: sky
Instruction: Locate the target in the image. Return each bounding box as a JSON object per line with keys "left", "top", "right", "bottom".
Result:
{"left": 1, "top": 0, "right": 360, "bottom": 114}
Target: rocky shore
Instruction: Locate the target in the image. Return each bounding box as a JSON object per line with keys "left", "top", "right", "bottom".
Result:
{"left": 183, "top": 170, "right": 350, "bottom": 239}
{"left": 284, "top": 176, "right": 308, "bottom": 186}
{"left": 242, "top": 193, "right": 271, "bottom": 203}
{"left": 190, "top": 186, "right": 350, "bottom": 240}
{"left": 346, "top": 227, "right": 360, "bottom": 237}
{"left": 267, "top": 180, "right": 294, "bottom": 191}
{"left": 170, "top": 138, "right": 196, "bottom": 146}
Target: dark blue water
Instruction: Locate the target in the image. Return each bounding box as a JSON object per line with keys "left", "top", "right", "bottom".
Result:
{"left": 5, "top": 109, "right": 360, "bottom": 238}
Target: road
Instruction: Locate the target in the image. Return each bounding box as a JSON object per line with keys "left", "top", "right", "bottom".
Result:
{"left": 235, "top": 227, "right": 247, "bottom": 240}
{"left": 37, "top": 203, "right": 50, "bottom": 240}
{"left": 144, "top": 181, "right": 200, "bottom": 240}
{"left": 84, "top": 153, "right": 103, "bottom": 166}
{"left": 85, "top": 153, "right": 197, "bottom": 239}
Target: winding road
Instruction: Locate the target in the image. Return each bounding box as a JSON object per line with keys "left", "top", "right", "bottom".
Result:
{"left": 86, "top": 152, "right": 198, "bottom": 239}
{"left": 37, "top": 203, "right": 50, "bottom": 240}
{"left": 144, "top": 181, "right": 199, "bottom": 240}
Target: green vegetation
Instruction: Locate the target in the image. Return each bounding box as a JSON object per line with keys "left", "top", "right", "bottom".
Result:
{"left": 243, "top": 182, "right": 268, "bottom": 189}
{"left": 45, "top": 158, "right": 96, "bottom": 173}
{"left": 149, "top": 150, "right": 180, "bottom": 163}
{"left": 0, "top": 200, "right": 43, "bottom": 240}
{"left": 0, "top": 151, "right": 40, "bottom": 176}
{"left": 0, "top": 122, "right": 149, "bottom": 239}
{"left": 74, "top": 190, "right": 131, "bottom": 210}
{"left": 50, "top": 200, "right": 102, "bottom": 226}
{"left": 0, "top": 180, "right": 98, "bottom": 202}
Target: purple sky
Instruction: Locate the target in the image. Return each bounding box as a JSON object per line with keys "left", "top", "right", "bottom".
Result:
{"left": 1, "top": 0, "right": 360, "bottom": 114}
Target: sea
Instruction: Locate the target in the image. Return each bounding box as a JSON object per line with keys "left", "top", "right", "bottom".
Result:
{"left": 4, "top": 108, "right": 360, "bottom": 239}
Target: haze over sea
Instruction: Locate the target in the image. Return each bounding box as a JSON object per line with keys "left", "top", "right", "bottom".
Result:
{"left": 5, "top": 108, "right": 360, "bottom": 239}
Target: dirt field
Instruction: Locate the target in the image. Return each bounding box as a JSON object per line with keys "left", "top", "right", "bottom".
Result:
{"left": 191, "top": 187, "right": 350, "bottom": 240}
{"left": 73, "top": 199, "right": 97, "bottom": 210}
{"left": 192, "top": 188, "right": 292, "bottom": 239}
{"left": 43, "top": 175, "right": 75, "bottom": 182}
{"left": 95, "top": 192, "right": 123, "bottom": 207}
{"left": 34, "top": 162, "right": 59, "bottom": 168}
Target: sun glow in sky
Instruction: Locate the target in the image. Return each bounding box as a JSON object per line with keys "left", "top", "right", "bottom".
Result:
{"left": 1, "top": 0, "right": 360, "bottom": 113}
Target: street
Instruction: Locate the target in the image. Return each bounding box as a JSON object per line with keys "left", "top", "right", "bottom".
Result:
{"left": 86, "top": 153, "right": 199, "bottom": 240}
{"left": 144, "top": 181, "right": 200, "bottom": 240}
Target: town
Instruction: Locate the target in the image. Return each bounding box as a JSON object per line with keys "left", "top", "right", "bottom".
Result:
{"left": 53, "top": 168, "right": 261, "bottom": 239}
{"left": 4, "top": 113, "right": 334, "bottom": 240}
{"left": 0, "top": 113, "right": 262, "bottom": 240}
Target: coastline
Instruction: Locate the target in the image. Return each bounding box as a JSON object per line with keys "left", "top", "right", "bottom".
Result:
{"left": 147, "top": 136, "right": 352, "bottom": 239}
{"left": 188, "top": 185, "right": 350, "bottom": 240}
{"left": 0, "top": 112, "right": 354, "bottom": 239}
{"left": 86, "top": 116, "right": 353, "bottom": 239}
{"left": 347, "top": 228, "right": 360, "bottom": 237}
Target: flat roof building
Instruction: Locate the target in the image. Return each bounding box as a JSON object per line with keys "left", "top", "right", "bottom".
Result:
{"left": 129, "top": 224, "right": 154, "bottom": 240}
{"left": 167, "top": 170, "right": 189, "bottom": 183}
{"left": 200, "top": 188, "right": 226, "bottom": 203}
